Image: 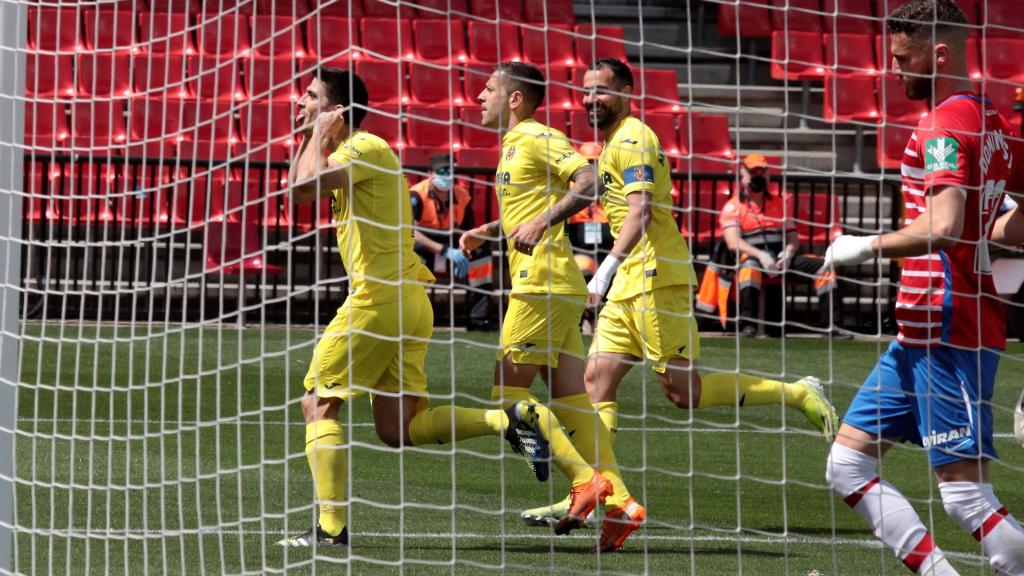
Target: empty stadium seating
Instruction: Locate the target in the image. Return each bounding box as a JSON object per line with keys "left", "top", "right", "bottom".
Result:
{"left": 305, "top": 16, "right": 357, "bottom": 60}
{"left": 770, "top": 31, "right": 826, "bottom": 81}
{"left": 771, "top": 0, "right": 823, "bottom": 32}
{"left": 28, "top": 7, "right": 82, "bottom": 52}
{"left": 523, "top": 0, "right": 575, "bottom": 23}
{"left": 823, "top": 75, "right": 879, "bottom": 122}
{"left": 822, "top": 0, "right": 876, "bottom": 34}
{"left": 85, "top": 9, "right": 135, "bottom": 51}
{"left": 245, "top": 56, "right": 297, "bottom": 101}
{"left": 876, "top": 124, "right": 915, "bottom": 169}
{"left": 574, "top": 25, "right": 628, "bottom": 65}
{"left": 414, "top": 20, "right": 469, "bottom": 64}
{"left": 134, "top": 55, "right": 190, "bottom": 98}
{"left": 718, "top": 0, "right": 773, "bottom": 38}
{"left": 359, "top": 18, "right": 414, "bottom": 61}
{"left": 467, "top": 21, "right": 522, "bottom": 64}
{"left": 138, "top": 12, "right": 196, "bottom": 55}
{"left": 409, "top": 63, "right": 465, "bottom": 106}
{"left": 639, "top": 68, "right": 682, "bottom": 112}
{"left": 197, "top": 13, "right": 251, "bottom": 56}
{"left": 824, "top": 33, "right": 877, "bottom": 77}
{"left": 521, "top": 24, "right": 575, "bottom": 66}
{"left": 251, "top": 15, "right": 304, "bottom": 58}
{"left": 26, "top": 53, "right": 76, "bottom": 98}
{"left": 77, "top": 52, "right": 133, "bottom": 98}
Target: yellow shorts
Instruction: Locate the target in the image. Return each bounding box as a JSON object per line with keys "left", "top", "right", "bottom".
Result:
{"left": 589, "top": 285, "right": 700, "bottom": 373}
{"left": 498, "top": 293, "right": 586, "bottom": 368}
{"left": 304, "top": 287, "right": 432, "bottom": 409}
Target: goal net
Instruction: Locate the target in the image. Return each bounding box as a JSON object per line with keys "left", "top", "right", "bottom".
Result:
{"left": 3, "top": 0, "right": 1023, "bottom": 574}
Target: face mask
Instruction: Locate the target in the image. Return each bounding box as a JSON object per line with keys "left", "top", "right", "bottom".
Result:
{"left": 431, "top": 175, "right": 453, "bottom": 191}
{"left": 748, "top": 175, "right": 768, "bottom": 193}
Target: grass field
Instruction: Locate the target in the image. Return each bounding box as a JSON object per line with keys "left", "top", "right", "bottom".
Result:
{"left": 12, "top": 323, "right": 1024, "bottom": 575}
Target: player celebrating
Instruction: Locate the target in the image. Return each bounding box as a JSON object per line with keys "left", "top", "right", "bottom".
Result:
{"left": 277, "top": 68, "right": 563, "bottom": 548}
{"left": 520, "top": 58, "right": 839, "bottom": 541}
{"left": 459, "top": 62, "right": 640, "bottom": 550}
{"left": 822, "top": 2, "right": 1024, "bottom": 574}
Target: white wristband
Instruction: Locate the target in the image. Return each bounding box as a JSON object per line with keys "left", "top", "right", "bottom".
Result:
{"left": 587, "top": 255, "right": 622, "bottom": 297}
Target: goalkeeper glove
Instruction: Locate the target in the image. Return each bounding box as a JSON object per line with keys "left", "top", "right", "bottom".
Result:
{"left": 443, "top": 246, "right": 469, "bottom": 278}
{"left": 587, "top": 255, "right": 622, "bottom": 299}
{"left": 821, "top": 234, "right": 878, "bottom": 271}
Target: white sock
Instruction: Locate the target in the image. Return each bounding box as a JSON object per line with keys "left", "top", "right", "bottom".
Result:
{"left": 827, "top": 443, "right": 957, "bottom": 575}
{"left": 940, "top": 481, "right": 1024, "bottom": 575}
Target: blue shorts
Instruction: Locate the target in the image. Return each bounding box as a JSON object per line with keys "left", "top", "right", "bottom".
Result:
{"left": 843, "top": 341, "right": 1000, "bottom": 468}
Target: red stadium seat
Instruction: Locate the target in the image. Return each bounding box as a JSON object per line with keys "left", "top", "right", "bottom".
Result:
{"left": 71, "top": 101, "right": 129, "bottom": 152}
{"left": 362, "top": 0, "right": 416, "bottom": 18}
{"left": 822, "top": 75, "right": 879, "bottom": 122}
{"left": 878, "top": 75, "right": 927, "bottom": 122}
{"left": 181, "top": 99, "right": 238, "bottom": 144}
{"left": 523, "top": 0, "right": 574, "bottom": 23}
{"left": 463, "top": 65, "right": 493, "bottom": 104}
{"left": 570, "top": 110, "right": 599, "bottom": 144}
{"left": 575, "top": 25, "right": 627, "bottom": 66}
{"left": 980, "top": 0, "right": 1023, "bottom": 38}
{"left": 468, "top": 22, "right": 522, "bottom": 64}
{"left": 29, "top": 7, "right": 82, "bottom": 52}
{"left": 540, "top": 66, "right": 575, "bottom": 111}
{"left": 313, "top": 0, "right": 364, "bottom": 18}
{"left": 305, "top": 16, "right": 356, "bottom": 60}
{"left": 794, "top": 192, "right": 843, "bottom": 245}
{"left": 954, "top": 0, "right": 980, "bottom": 28}
{"left": 824, "top": 33, "right": 878, "bottom": 77}
{"left": 255, "top": 0, "right": 310, "bottom": 16}
{"left": 876, "top": 124, "right": 914, "bottom": 169}
{"left": 404, "top": 146, "right": 450, "bottom": 168}
{"left": 84, "top": 9, "right": 135, "bottom": 51}
{"left": 414, "top": 0, "right": 469, "bottom": 17}
{"left": 521, "top": 24, "right": 576, "bottom": 67}
{"left": 251, "top": 15, "right": 304, "bottom": 58}
{"left": 361, "top": 105, "right": 403, "bottom": 148}
{"left": 134, "top": 55, "right": 190, "bottom": 98}
{"left": 129, "top": 97, "right": 187, "bottom": 146}
{"left": 983, "top": 38, "right": 1024, "bottom": 84}
{"left": 138, "top": 12, "right": 196, "bottom": 55}
{"left": 24, "top": 103, "right": 70, "bottom": 150}
{"left": 642, "top": 112, "right": 680, "bottom": 156}
{"left": 77, "top": 52, "right": 133, "bottom": 98}
{"left": 205, "top": 220, "right": 284, "bottom": 276}
{"left": 534, "top": 108, "right": 570, "bottom": 136}
{"left": 822, "top": 0, "right": 876, "bottom": 34}
{"left": 470, "top": 0, "right": 523, "bottom": 21}
{"left": 409, "top": 63, "right": 465, "bottom": 106}
{"left": 771, "top": 31, "right": 826, "bottom": 80}
{"left": 359, "top": 18, "right": 414, "bottom": 61}
{"left": 718, "top": 0, "right": 773, "bottom": 38}
{"left": 406, "top": 106, "right": 458, "bottom": 148}
{"left": 197, "top": 13, "right": 251, "bottom": 56}
{"left": 245, "top": 56, "right": 296, "bottom": 101}
{"left": 638, "top": 68, "right": 682, "bottom": 112}
{"left": 981, "top": 80, "right": 1023, "bottom": 118}
{"left": 178, "top": 139, "right": 232, "bottom": 162}
{"left": 457, "top": 147, "right": 499, "bottom": 168}
{"left": 355, "top": 59, "right": 408, "bottom": 105}
{"left": 771, "top": 0, "right": 823, "bottom": 32}
{"left": 460, "top": 108, "right": 500, "bottom": 149}
{"left": 189, "top": 56, "right": 246, "bottom": 101}
{"left": 688, "top": 113, "right": 735, "bottom": 160}
{"left": 413, "top": 20, "right": 468, "bottom": 64}
{"left": 238, "top": 101, "right": 295, "bottom": 161}
{"left": 148, "top": 0, "right": 203, "bottom": 13}
{"left": 25, "top": 53, "right": 76, "bottom": 98}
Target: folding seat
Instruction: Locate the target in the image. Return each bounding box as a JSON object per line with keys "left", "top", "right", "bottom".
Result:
{"left": 24, "top": 102, "right": 70, "bottom": 151}
{"left": 25, "top": 53, "right": 76, "bottom": 98}
{"left": 638, "top": 68, "right": 682, "bottom": 112}
{"left": 305, "top": 16, "right": 357, "bottom": 60}
{"left": 181, "top": 99, "right": 239, "bottom": 145}
{"left": 523, "top": 0, "right": 574, "bottom": 23}
{"left": 794, "top": 192, "right": 842, "bottom": 245}
{"left": 467, "top": 22, "right": 522, "bottom": 64}
{"left": 463, "top": 65, "right": 494, "bottom": 104}
{"left": 541, "top": 66, "right": 575, "bottom": 110}
{"left": 71, "top": 100, "right": 129, "bottom": 152}
{"left": 771, "top": 0, "right": 823, "bottom": 32}
{"left": 688, "top": 113, "right": 735, "bottom": 160}
{"left": 361, "top": 0, "right": 416, "bottom": 18}
{"left": 355, "top": 59, "right": 408, "bottom": 105}
{"left": 718, "top": 0, "right": 773, "bottom": 38}
{"left": 28, "top": 7, "right": 82, "bottom": 52}
{"left": 983, "top": 38, "right": 1024, "bottom": 84}
{"left": 457, "top": 147, "right": 500, "bottom": 168}
{"left": 255, "top": 0, "right": 310, "bottom": 16}
{"left": 980, "top": 80, "right": 1022, "bottom": 118}
{"left": 84, "top": 9, "right": 136, "bottom": 51}
{"left": 238, "top": 101, "right": 296, "bottom": 161}
{"left": 642, "top": 112, "right": 680, "bottom": 156}
{"left": 469, "top": 0, "right": 523, "bottom": 22}
{"left": 979, "top": 0, "right": 1024, "bottom": 39}
{"left": 134, "top": 55, "right": 190, "bottom": 98}
{"left": 822, "top": 75, "right": 879, "bottom": 122}
{"left": 409, "top": 63, "right": 465, "bottom": 106}
{"left": 250, "top": 15, "right": 304, "bottom": 58}
{"left": 178, "top": 140, "right": 233, "bottom": 164}
{"left": 876, "top": 124, "right": 914, "bottom": 170}
{"left": 414, "top": 0, "right": 469, "bottom": 17}
{"left": 770, "top": 31, "right": 826, "bottom": 80}
{"left": 823, "top": 33, "right": 877, "bottom": 77}
{"left": 403, "top": 146, "right": 449, "bottom": 168}
{"left": 204, "top": 219, "right": 284, "bottom": 276}
{"left": 359, "top": 18, "right": 414, "bottom": 61}
{"left": 574, "top": 25, "right": 628, "bottom": 66}
{"left": 406, "top": 106, "right": 458, "bottom": 148}
{"left": 570, "top": 110, "right": 599, "bottom": 144}
{"left": 188, "top": 56, "right": 246, "bottom": 101}
{"left": 138, "top": 12, "right": 196, "bottom": 55}
{"left": 822, "top": 0, "right": 876, "bottom": 34}
{"left": 245, "top": 56, "right": 296, "bottom": 101}
{"left": 197, "top": 13, "right": 251, "bottom": 56}
{"left": 534, "top": 108, "right": 569, "bottom": 136}
{"left": 148, "top": 0, "right": 203, "bottom": 13}
{"left": 413, "top": 20, "right": 468, "bottom": 64}
{"left": 311, "top": 0, "right": 364, "bottom": 18}
{"left": 128, "top": 97, "right": 188, "bottom": 153}
{"left": 360, "top": 105, "right": 403, "bottom": 148}
{"left": 77, "top": 52, "right": 133, "bottom": 98}
{"left": 460, "top": 108, "right": 500, "bottom": 149}
{"left": 521, "top": 24, "right": 576, "bottom": 66}
{"left": 878, "top": 75, "right": 927, "bottom": 122}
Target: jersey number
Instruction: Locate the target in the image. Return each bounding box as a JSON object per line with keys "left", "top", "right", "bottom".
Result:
{"left": 976, "top": 179, "right": 1006, "bottom": 275}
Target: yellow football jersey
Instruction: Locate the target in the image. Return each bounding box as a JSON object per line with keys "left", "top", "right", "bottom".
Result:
{"left": 496, "top": 119, "right": 589, "bottom": 296}
{"left": 599, "top": 116, "right": 697, "bottom": 301}
{"left": 327, "top": 130, "right": 434, "bottom": 306}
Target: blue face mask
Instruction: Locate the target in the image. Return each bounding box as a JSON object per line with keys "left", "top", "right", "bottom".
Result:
{"left": 431, "top": 175, "right": 453, "bottom": 191}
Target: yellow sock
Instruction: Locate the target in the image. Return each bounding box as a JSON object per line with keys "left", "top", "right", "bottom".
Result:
{"left": 553, "top": 394, "right": 629, "bottom": 508}
{"left": 491, "top": 386, "right": 592, "bottom": 486}
{"left": 306, "top": 419, "right": 346, "bottom": 537}
{"left": 595, "top": 401, "right": 619, "bottom": 443}
{"left": 699, "top": 372, "right": 806, "bottom": 408}
{"left": 407, "top": 406, "right": 505, "bottom": 445}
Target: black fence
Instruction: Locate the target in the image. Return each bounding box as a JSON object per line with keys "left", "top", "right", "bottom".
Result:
{"left": 20, "top": 154, "right": 904, "bottom": 333}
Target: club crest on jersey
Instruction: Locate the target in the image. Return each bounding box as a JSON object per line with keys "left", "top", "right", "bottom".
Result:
{"left": 505, "top": 145, "right": 516, "bottom": 161}
{"left": 925, "top": 137, "right": 958, "bottom": 173}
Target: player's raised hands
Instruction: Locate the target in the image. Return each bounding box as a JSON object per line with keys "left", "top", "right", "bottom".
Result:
{"left": 314, "top": 108, "right": 347, "bottom": 148}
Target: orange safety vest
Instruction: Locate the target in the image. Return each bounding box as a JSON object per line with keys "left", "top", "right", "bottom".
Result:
{"left": 410, "top": 179, "right": 471, "bottom": 230}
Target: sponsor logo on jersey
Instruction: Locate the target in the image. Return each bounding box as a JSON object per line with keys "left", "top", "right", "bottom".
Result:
{"left": 925, "top": 137, "right": 959, "bottom": 173}
{"left": 922, "top": 426, "right": 973, "bottom": 448}
{"left": 505, "top": 145, "right": 516, "bottom": 161}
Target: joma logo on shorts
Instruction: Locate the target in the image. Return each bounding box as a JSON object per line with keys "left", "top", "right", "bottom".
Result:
{"left": 922, "top": 426, "right": 972, "bottom": 448}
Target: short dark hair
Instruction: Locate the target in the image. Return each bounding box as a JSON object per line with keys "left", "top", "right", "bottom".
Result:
{"left": 495, "top": 62, "right": 545, "bottom": 111}
{"left": 314, "top": 67, "right": 369, "bottom": 128}
{"left": 593, "top": 58, "right": 633, "bottom": 89}
{"left": 887, "top": 0, "right": 968, "bottom": 43}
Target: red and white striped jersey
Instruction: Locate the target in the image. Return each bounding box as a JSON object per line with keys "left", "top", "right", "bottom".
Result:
{"left": 896, "top": 92, "right": 1022, "bottom": 349}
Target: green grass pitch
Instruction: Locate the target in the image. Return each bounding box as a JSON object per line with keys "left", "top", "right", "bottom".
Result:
{"left": 12, "top": 324, "right": 1024, "bottom": 575}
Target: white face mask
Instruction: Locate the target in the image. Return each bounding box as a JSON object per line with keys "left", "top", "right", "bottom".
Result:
{"left": 431, "top": 175, "right": 453, "bottom": 192}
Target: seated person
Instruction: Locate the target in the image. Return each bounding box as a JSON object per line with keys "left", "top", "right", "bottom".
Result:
{"left": 710, "top": 154, "right": 844, "bottom": 337}
{"left": 410, "top": 154, "right": 494, "bottom": 330}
